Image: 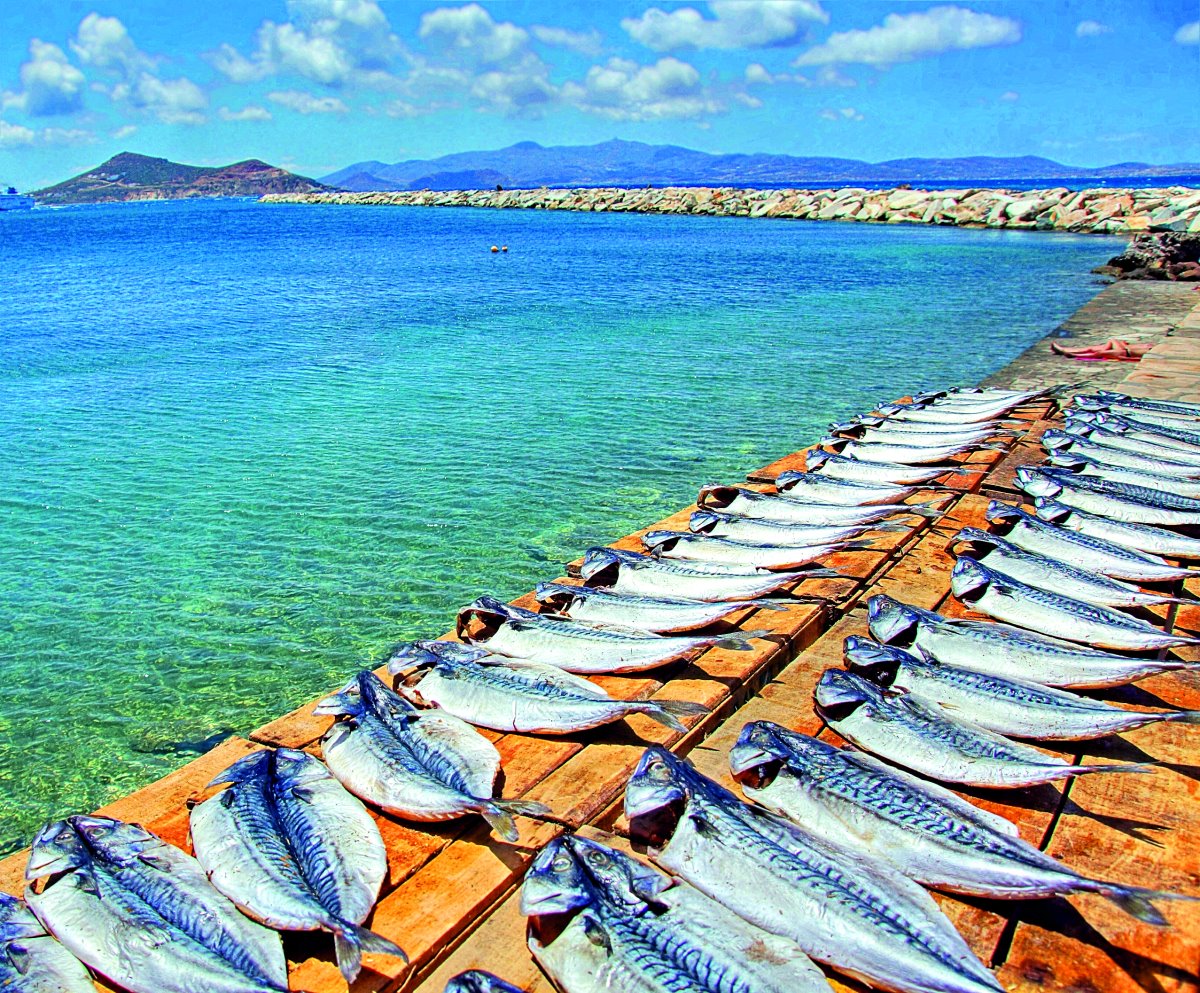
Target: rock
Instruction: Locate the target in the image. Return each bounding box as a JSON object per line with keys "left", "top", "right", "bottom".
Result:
{"left": 1091, "top": 265, "right": 1124, "bottom": 277}
{"left": 886, "top": 189, "right": 930, "bottom": 210}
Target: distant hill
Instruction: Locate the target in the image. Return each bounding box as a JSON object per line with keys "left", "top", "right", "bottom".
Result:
{"left": 321, "top": 139, "right": 1200, "bottom": 192}
{"left": 33, "top": 152, "right": 337, "bottom": 204}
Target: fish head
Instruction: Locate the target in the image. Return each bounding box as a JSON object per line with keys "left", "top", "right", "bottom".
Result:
{"left": 947, "top": 526, "right": 1000, "bottom": 559}
{"left": 534, "top": 581, "right": 578, "bottom": 611}
{"left": 642, "top": 531, "right": 684, "bottom": 555}
{"left": 1032, "top": 497, "right": 1072, "bottom": 523}
{"left": 565, "top": 835, "right": 669, "bottom": 909}
{"left": 802, "top": 450, "right": 830, "bottom": 474}
{"left": 272, "top": 748, "right": 331, "bottom": 793}
{"left": 0, "top": 892, "right": 45, "bottom": 943}
{"left": 1070, "top": 410, "right": 1101, "bottom": 424}
{"left": 1016, "top": 467, "right": 1060, "bottom": 498}
{"left": 314, "top": 672, "right": 366, "bottom": 718}
{"left": 697, "top": 484, "right": 740, "bottom": 510}
{"left": 580, "top": 546, "right": 623, "bottom": 585}
{"left": 984, "top": 500, "right": 1025, "bottom": 529}
{"left": 728, "top": 720, "right": 792, "bottom": 788}
{"left": 443, "top": 971, "right": 525, "bottom": 993}
{"left": 774, "top": 469, "right": 805, "bottom": 490}
{"left": 827, "top": 420, "right": 864, "bottom": 437}
{"left": 950, "top": 556, "right": 992, "bottom": 602}
{"left": 815, "top": 437, "right": 847, "bottom": 453}
{"left": 319, "top": 669, "right": 410, "bottom": 722}
{"left": 457, "top": 596, "right": 516, "bottom": 642}
{"left": 813, "top": 669, "right": 878, "bottom": 723}
{"left": 1062, "top": 423, "right": 1093, "bottom": 440}
{"left": 1041, "top": 430, "right": 1073, "bottom": 451}
{"left": 384, "top": 639, "right": 482, "bottom": 676}
{"left": 26, "top": 819, "right": 90, "bottom": 881}
{"left": 1094, "top": 414, "right": 1130, "bottom": 434}
{"left": 521, "top": 836, "right": 594, "bottom": 918}
{"left": 625, "top": 747, "right": 690, "bottom": 850}
{"left": 1046, "top": 453, "right": 1086, "bottom": 472}
{"left": 842, "top": 636, "right": 914, "bottom": 688}
{"left": 1072, "top": 396, "right": 1107, "bottom": 412}
{"left": 866, "top": 594, "right": 922, "bottom": 647}
{"left": 688, "top": 509, "right": 721, "bottom": 534}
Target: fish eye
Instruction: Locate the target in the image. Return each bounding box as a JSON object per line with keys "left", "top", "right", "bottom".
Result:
{"left": 551, "top": 855, "right": 572, "bottom": 872}
{"left": 646, "top": 759, "right": 670, "bottom": 781}
{"left": 585, "top": 850, "right": 608, "bottom": 867}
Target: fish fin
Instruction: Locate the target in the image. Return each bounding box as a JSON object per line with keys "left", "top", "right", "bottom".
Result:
{"left": 205, "top": 749, "right": 273, "bottom": 790}
{"left": 1167, "top": 710, "right": 1200, "bottom": 724}
{"left": 844, "top": 538, "right": 880, "bottom": 550}
{"left": 797, "top": 566, "right": 844, "bottom": 578}
{"left": 4, "top": 942, "right": 31, "bottom": 975}
{"left": 137, "top": 852, "right": 177, "bottom": 873}
{"left": 874, "top": 522, "right": 912, "bottom": 532}
{"left": 333, "top": 922, "right": 408, "bottom": 983}
{"left": 1077, "top": 762, "right": 1157, "bottom": 776}
{"left": 714, "top": 628, "right": 770, "bottom": 651}
{"left": 639, "top": 699, "right": 708, "bottom": 732}
{"left": 479, "top": 800, "right": 551, "bottom": 842}
{"left": 1097, "top": 883, "right": 1200, "bottom": 926}
{"left": 313, "top": 685, "right": 364, "bottom": 718}
{"left": 747, "top": 599, "right": 790, "bottom": 612}
{"left": 581, "top": 916, "right": 612, "bottom": 952}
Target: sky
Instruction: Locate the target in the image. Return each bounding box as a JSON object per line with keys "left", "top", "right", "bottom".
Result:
{"left": 1, "top": 1, "right": 1197, "bottom": 190}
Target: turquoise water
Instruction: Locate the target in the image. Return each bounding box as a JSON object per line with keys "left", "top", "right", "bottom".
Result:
{"left": 0, "top": 200, "right": 1117, "bottom": 853}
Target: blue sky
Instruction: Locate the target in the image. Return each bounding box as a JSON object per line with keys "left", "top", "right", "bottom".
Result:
{"left": 1, "top": 1, "right": 1197, "bottom": 189}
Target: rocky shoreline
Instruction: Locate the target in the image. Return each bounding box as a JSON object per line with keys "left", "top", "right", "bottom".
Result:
{"left": 262, "top": 184, "right": 1200, "bottom": 235}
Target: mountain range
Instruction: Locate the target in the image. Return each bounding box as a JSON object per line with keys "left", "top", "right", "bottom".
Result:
{"left": 321, "top": 139, "right": 1200, "bottom": 192}
{"left": 33, "top": 152, "right": 333, "bottom": 204}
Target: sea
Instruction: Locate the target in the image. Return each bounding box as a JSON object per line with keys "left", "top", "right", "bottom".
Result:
{"left": 0, "top": 198, "right": 1122, "bottom": 855}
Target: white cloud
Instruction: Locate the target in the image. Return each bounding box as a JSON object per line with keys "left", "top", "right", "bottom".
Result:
{"left": 71, "top": 13, "right": 207, "bottom": 124}
{"left": 111, "top": 124, "right": 137, "bottom": 139}
{"left": 795, "top": 6, "right": 1021, "bottom": 66}
{"left": 815, "top": 65, "right": 856, "bottom": 87}
{"left": 561, "top": 56, "right": 723, "bottom": 121}
{"left": 1075, "top": 20, "right": 1111, "bottom": 38}
{"left": 819, "top": 106, "right": 864, "bottom": 121}
{"left": 5, "top": 40, "right": 87, "bottom": 116}
{"left": 267, "top": 89, "right": 349, "bottom": 114}
{"left": 209, "top": 0, "right": 400, "bottom": 87}
{"left": 531, "top": 25, "right": 603, "bottom": 57}
{"left": 219, "top": 104, "right": 273, "bottom": 122}
{"left": 0, "top": 119, "right": 35, "bottom": 145}
{"left": 1000, "top": 90, "right": 1019, "bottom": 101}
{"left": 418, "top": 4, "right": 529, "bottom": 65}
{"left": 1175, "top": 21, "right": 1199, "bottom": 45}
{"left": 623, "top": 1, "right": 828, "bottom": 51}
{"left": 39, "top": 126, "right": 93, "bottom": 145}
{"left": 744, "top": 62, "right": 777, "bottom": 85}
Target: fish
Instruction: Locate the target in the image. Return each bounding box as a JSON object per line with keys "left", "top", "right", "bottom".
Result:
{"left": 813, "top": 669, "right": 1151, "bottom": 788}
{"left": 316, "top": 670, "right": 549, "bottom": 842}
{"left": 771, "top": 474, "right": 946, "bottom": 510}
{"left": 874, "top": 402, "right": 1016, "bottom": 426}
{"left": 457, "top": 594, "right": 767, "bottom": 674}
{"left": 1034, "top": 497, "right": 1200, "bottom": 560}
{"left": 444, "top": 971, "right": 527, "bottom": 993}
{"left": 985, "top": 501, "right": 1193, "bottom": 581}
{"left": 1017, "top": 465, "right": 1200, "bottom": 526}
{"left": 703, "top": 482, "right": 935, "bottom": 521}
{"left": 1078, "top": 413, "right": 1200, "bottom": 457}
{"left": 690, "top": 508, "right": 898, "bottom": 545}
{"left": 830, "top": 422, "right": 1003, "bottom": 449}
{"left": 580, "top": 547, "right": 824, "bottom": 602}
{"left": 387, "top": 640, "right": 706, "bottom": 734}
{"left": 851, "top": 415, "right": 1013, "bottom": 437}
{"left": 0, "top": 891, "right": 94, "bottom": 993}
{"left": 1042, "top": 430, "right": 1200, "bottom": 477}
{"left": 806, "top": 449, "right": 972, "bottom": 484}
{"left": 189, "top": 748, "right": 404, "bottom": 983}
{"left": 950, "top": 556, "right": 1197, "bottom": 652}
{"left": 1074, "top": 395, "right": 1200, "bottom": 428}
{"left": 624, "top": 747, "right": 1002, "bottom": 993}
{"left": 843, "top": 636, "right": 1200, "bottom": 740}
{"left": 817, "top": 437, "right": 999, "bottom": 466}
{"left": 1045, "top": 452, "right": 1200, "bottom": 499}
{"left": 535, "top": 581, "right": 786, "bottom": 633}
{"left": 728, "top": 722, "right": 1189, "bottom": 923}
{"left": 522, "top": 833, "right": 830, "bottom": 993}
{"left": 1061, "top": 420, "right": 1200, "bottom": 466}
{"left": 949, "top": 527, "right": 1187, "bottom": 607}
{"left": 867, "top": 593, "right": 1194, "bottom": 688}
{"left": 642, "top": 530, "right": 867, "bottom": 571}
{"left": 1091, "top": 391, "right": 1200, "bottom": 418}
{"left": 24, "top": 815, "right": 289, "bottom": 993}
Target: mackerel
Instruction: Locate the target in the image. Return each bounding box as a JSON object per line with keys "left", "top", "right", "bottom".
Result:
{"left": 844, "top": 637, "right": 1200, "bottom": 740}
{"left": 807, "top": 449, "right": 971, "bottom": 484}
{"left": 535, "top": 581, "right": 785, "bottom": 633}
{"left": 1017, "top": 465, "right": 1200, "bottom": 525}
{"left": 316, "top": 670, "right": 548, "bottom": 842}
{"left": 25, "top": 816, "right": 288, "bottom": 993}
{"left": 875, "top": 403, "right": 1017, "bottom": 426}
{"left": 1079, "top": 413, "right": 1200, "bottom": 456}
{"left": 830, "top": 423, "right": 1003, "bottom": 448}
{"left": 642, "top": 530, "right": 864, "bottom": 570}
{"left": 950, "top": 556, "right": 1196, "bottom": 651}
{"left": 388, "top": 641, "right": 706, "bottom": 734}
{"left": 985, "top": 501, "right": 1193, "bottom": 581}
{"left": 1042, "top": 430, "right": 1200, "bottom": 477}
{"left": 950, "top": 527, "right": 1186, "bottom": 607}
{"left": 444, "top": 972, "right": 526, "bottom": 993}
{"left": 1045, "top": 452, "right": 1200, "bottom": 499}
{"left": 0, "top": 892, "right": 94, "bottom": 993}
{"left": 690, "top": 508, "right": 896, "bottom": 545}
{"left": 818, "top": 437, "right": 999, "bottom": 466}
{"left": 867, "top": 594, "right": 1192, "bottom": 688}
{"left": 729, "top": 722, "right": 1188, "bottom": 923}
{"left": 190, "top": 748, "right": 404, "bottom": 982}
{"left": 772, "top": 472, "right": 946, "bottom": 507}
{"left": 523, "top": 833, "right": 829, "bottom": 993}
{"left": 1075, "top": 396, "right": 1200, "bottom": 428}
{"left": 1094, "top": 391, "right": 1200, "bottom": 417}
{"left": 1035, "top": 497, "right": 1200, "bottom": 559}
{"left": 854, "top": 415, "right": 1012, "bottom": 437}
{"left": 624, "top": 747, "right": 1002, "bottom": 993}
{"left": 702, "top": 483, "right": 933, "bottom": 519}
{"left": 1060, "top": 420, "right": 1200, "bottom": 466}
{"left": 814, "top": 669, "right": 1151, "bottom": 787}
{"left": 458, "top": 594, "right": 766, "bottom": 674}
{"left": 581, "top": 546, "right": 819, "bottom": 601}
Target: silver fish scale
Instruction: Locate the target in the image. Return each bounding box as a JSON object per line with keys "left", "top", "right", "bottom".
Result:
{"left": 507, "top": 616, "right": 663, "bottom": 646}
{"left": 979, "top": 565, "right": 1166, "bottom": 635}
{"left": 598, "top": 911, "right": 753, "bottom": 993}
{"left": 90, "top": 857, "right": 278, "bottom": 986}
{"left": 356, "top": 710, "right": 474, "bottom": 798}
{"left": 1038, "top": 467, "right": 1200, "bottom": 511}
{"left": 912, "top": 660, "right": 1076, "bottom": 709}
{"left": 1003, "top": 504, "right": 1168, "bottom": 569}
{"left": 439, "top": 658, "right": 599, "bottom": 701}
{"left": 875, "top": 695, "right": 1040, "bottom": 764}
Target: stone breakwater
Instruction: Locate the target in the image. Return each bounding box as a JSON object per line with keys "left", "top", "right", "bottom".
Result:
{"left": 261, "top": 184, "right": 1200, "bottom": 234}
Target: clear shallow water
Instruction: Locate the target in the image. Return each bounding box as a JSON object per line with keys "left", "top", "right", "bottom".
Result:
{"left": 0, "top": 200, "right": 1118, "bottom": 854}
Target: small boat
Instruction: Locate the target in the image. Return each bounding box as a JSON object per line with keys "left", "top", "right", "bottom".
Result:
{"left": 0, "top": 186, "right": 34, "bottom": 211}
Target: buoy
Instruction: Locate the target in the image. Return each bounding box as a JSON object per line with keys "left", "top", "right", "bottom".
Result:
{"left": 501, "top": 245, "right": 508, "bottom": 253}
{"left": 490, "top": 245, "right": 499, "bottom": 253}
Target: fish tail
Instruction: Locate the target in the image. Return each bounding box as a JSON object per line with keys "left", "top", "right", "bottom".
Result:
{"left": 899, "top": 502, "right": 947, "bottom": 518}
{"left": 714, "top": 628, "right": 771, "bottom": 651}
{"left": 746, "top": 599, "right": 790, "bottom": 611}
{"left": 1093, "top": 882, "right": 1200, "bottom": 926}
{"left": 1076, "top": 762, "right": 1157, "bottom": 777}
{"left": 1166, "top": 709, "right": 1200, "bottom": 724}
{"left": 797, "top": 566, "right": 845, "bottom": 578}
{"left": 874, "top": 522, "right": 911, "bottom": 532}
{"left": 333, "top": 921, "right": 408, "bottom": 983}
{"left": 638, "top": 699, "right": 708, "bottom": 732}
{"left": 479, "top": 799, "right": 552, "bottom": 842}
